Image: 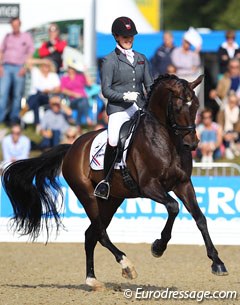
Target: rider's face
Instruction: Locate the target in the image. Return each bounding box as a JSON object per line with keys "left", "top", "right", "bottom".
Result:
{"left": 116, "top": 35, "right": 134, "bottom": 49}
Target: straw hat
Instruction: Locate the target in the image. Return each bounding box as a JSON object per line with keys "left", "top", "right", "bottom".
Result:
{"left": 39, "top": 58, "right": 56, "bottom": 72}
{"left": 66, "top": 58, "right": 84, "bottom": 72}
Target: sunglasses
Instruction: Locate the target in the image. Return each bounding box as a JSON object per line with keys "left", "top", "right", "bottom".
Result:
{"left": 11, "top": 131, "right": 21, "bottom": 135}
{"left": 51, "top": 103, "right": 61, "bottom": 107}
{"left": 66, "top": 134, "right": 76, "bottom": 139}
{"left": 49, "top": 26, "right": 58, "bottom": 32}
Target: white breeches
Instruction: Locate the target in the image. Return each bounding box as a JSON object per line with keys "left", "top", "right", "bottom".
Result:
{"left": 108, "top": 103, "right": 139, "bottom": 147}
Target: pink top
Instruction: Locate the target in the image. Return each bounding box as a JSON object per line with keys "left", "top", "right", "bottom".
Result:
{"left": 61, "top": 73, "right": 88, "bottom": 98}
{"left": 0, "top": 32, "right": 34, "bottom": 65}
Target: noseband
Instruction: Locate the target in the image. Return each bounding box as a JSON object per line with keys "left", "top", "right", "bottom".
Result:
{"left": 167, "top": 91, "right": 196, "bottom": 136}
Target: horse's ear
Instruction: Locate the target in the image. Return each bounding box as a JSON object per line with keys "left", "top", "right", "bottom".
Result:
{"left": 189, "top": 74, "right": 204, "bottom": 89}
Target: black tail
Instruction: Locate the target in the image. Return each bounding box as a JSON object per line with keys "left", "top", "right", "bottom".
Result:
{"left": 1, "top": 144, "right": 71, "bottom": 240}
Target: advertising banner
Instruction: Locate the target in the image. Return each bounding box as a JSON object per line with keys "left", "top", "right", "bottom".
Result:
{"left": 0, "top": 177, "right": 239, "bottom": 244}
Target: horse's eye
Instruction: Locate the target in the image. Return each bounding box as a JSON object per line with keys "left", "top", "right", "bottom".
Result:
{"left": 176, "top": 99, "right": 183, "bottom": 111}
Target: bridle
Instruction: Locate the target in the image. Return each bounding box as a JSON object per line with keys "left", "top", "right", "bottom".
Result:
{"left": 167, "top": 91, "right": 196, "bottom": 136}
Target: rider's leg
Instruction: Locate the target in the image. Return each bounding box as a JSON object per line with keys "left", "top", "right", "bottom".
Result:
{"left": 94, "top": 104, "right": 138, "bottom": 199}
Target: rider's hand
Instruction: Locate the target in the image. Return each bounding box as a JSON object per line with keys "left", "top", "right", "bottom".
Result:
{"left": 123, "top": 91, "right": 139, "bottom": 102}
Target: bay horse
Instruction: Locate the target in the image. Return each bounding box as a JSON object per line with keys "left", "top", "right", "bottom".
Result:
{"left": 1, "top": 74, "right": 228, "bottom": 291}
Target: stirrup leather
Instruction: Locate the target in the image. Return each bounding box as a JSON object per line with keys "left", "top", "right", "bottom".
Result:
{"left": 94, "top": 180, "right": 110, "bottom": 200}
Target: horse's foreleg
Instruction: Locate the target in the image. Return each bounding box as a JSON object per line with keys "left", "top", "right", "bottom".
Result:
{"left": 175, "top": 182, "right": 228, "bottom": 276}
{"left": 152, "top": 194, "right": 179, "bottom": 257}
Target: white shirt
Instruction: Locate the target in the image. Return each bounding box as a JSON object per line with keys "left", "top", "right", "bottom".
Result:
{"left": 2, "top": 134, "right": 31, "bottom": 163}
{"left": 29, "top": 67, "right": 60, "bottom": 95}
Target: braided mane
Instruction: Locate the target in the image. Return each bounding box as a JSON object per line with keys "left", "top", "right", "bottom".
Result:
{"left": 147, "top": 74, "right": 188, "bottom": 101}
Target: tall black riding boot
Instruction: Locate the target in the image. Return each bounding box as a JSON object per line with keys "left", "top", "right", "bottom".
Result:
{"left": 94, "top": 144, "right": 118, "bottom": 200}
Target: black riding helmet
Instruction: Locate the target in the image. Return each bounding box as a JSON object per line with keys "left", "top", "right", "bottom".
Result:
{"left": 112, "top": 17, "right": 138, "bottom": 36}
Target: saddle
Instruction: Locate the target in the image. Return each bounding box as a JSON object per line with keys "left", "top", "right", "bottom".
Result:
{"left": 90, "top": 110, "right": 142, "bottom": 195}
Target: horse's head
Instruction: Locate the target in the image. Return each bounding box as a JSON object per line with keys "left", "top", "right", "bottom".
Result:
{"left": 147, "top": 74, "right": 203, "bottom": 150}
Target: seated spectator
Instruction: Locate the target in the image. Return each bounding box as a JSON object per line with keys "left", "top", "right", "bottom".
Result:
{"left": 150, "top": 31, "right": 175, "bottom": 79}
{"left": 94, "top": 109, "right": 108, "bottom": 131}
{"left": 209, "top": 58, "right": 240, "bottom": 106}
{"left": 60, "top": 60, "right": 93, "bottom": 131}
{"left": 61, "top": 126, "right": 80, "bottom": 144}
{"left": 196, "top": 108, "right": 223, "bottom": 163}
{"left": 38, "top": 95, "right": 71, "bottom": 150}
{"left": 171, "top": 30, "right": 201, "bottom": 97}
{"left": 38, "top": 23, "right": 67, "bottom": 73}
{"left": 171, "top": 31, "right": 201, "bottom": 81}
{"left": 217, "top": 30, "right": 240, "bottom": 77}
{"left": 0, "top": 123, "right": 31, "bottom": 170}
{"left": 217, "top": 91, "right": 240, "bottom": 159}
{"left": 20, "top": 58, "right": 61, "bottom": 128}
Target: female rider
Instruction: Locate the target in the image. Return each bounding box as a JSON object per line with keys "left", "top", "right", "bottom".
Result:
{"left": 94, "top": 16, "right": 153, "bottom": 199}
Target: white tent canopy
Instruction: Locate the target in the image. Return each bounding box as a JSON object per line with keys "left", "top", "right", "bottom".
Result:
{"left": 96, "top": 0, "right": 156, "bottom": 34}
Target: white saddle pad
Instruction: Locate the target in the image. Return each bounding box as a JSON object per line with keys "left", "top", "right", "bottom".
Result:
{"left": 90, "top": 130, "right": 130, "bottom": 170}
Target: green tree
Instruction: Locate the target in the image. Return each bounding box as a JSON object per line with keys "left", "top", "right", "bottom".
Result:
{"left": 162, "top": 0, "right": 235, "bottom": 30}
{"left": 214, "top": 0, "right": 240, "bottom": 29}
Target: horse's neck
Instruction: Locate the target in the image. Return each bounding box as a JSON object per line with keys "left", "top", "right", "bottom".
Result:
{"left": 147, "top": 96, "right": 168, "bottom": 126}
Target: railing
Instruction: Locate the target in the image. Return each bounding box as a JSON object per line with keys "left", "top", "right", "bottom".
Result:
{"left": 193, "top": 162, "right": 240, "bottom": 176}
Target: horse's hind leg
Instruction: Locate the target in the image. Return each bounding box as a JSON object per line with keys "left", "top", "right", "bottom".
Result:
{"left": 96, "top": 198, "right": 138, "bottom": 280}
{"left": 152, "top": 194, "right": 179, "bottom": 257}
{"left": 84, "top": 196, "right": 137, "bottom": 290}
{"left": 85, "top": 223, "right": 104, "bottom": 291}
{"left": 175, "top": 182, "right": 228, "bottom": 276}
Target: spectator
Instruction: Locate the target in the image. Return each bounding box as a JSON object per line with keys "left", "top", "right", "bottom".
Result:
{"left": 61, "top": 126, "right": 80, "bottom": 144}
{"left": 38, "top": 95, "right": 71, "bottom": 150}
{"left": 20, "top": 58, "right": 61, "bottom": 128}
{"left": 150, "top": 31, "right": 175, "bottom": 79}
{"left": 217, "top": 30, "right": 240, "bottom": 76}
{"left": 166, "top": 64, "right": 177, "bottom": 75}
{"left": 196, "top": 108, "right": 223, "bottom": 163}
{"left": 38, "top": 23, "right": 67, "bottom": 73}
{"left": 0, "top": 17, "right": 34, "bottom": 124}
{"left": 209, "top": 58, "right": 240, "bottom": 106}
{"left": 60, "top": 60, "right": 93, "bottom": 131}
{"left": 171, "top": 32, "right": 201, "bottom": 79}
{"left": 217, "top": 91, "right": 240, "bottom": 159}
{"left": 94, "top": 108, "right": 108, "bottom": 130}
{"left": 0, "top": 122, "right": 31, "bottom": 170}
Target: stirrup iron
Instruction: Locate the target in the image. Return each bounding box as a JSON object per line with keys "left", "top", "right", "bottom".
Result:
{"left": 94, "top": 180, "right": 110, "bottom": 200}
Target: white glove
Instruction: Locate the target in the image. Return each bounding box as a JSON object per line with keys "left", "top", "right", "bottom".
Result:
{"left": 123, "top": 91, "right": 139, "bottom": 102}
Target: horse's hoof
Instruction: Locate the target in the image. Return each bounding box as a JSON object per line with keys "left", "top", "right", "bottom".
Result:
{"left": 122, "top": 266, "right": 138, "bottom": 280}
{"left": 86, "top": 277, "right": 106, "bottom": 291}
{"left": 211, "top": 263, "right": 228, "bottom": 276}
{"left": 151, "top": 239, "right": 165, "bottom": 258}
{"left": 120, "top": 255, "right": 138, "bottom": 280}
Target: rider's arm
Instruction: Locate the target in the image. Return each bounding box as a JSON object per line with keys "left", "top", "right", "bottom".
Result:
{"left": 101, "top": 56, "right": 125, "bottom": 102}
